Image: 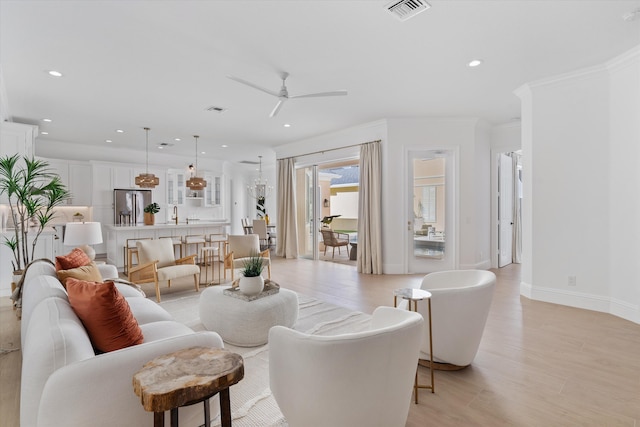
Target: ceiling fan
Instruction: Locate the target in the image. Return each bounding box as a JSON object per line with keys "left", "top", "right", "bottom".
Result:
{"left": 227, "top": 72, "right": 347, "bottom": 118}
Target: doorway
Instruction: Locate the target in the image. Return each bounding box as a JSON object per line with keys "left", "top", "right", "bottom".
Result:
{"left": 497, "top": 152, "right": 522, "bottom": 268}
{"left": 408, "top": 149, "right": 457, "bottom": 273}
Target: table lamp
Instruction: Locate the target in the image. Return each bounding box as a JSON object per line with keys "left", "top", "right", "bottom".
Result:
{"left": 64, "top": 222, "right": 103, "bottom": 261}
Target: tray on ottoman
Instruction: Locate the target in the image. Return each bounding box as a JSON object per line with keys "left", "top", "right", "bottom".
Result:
{"left": 224, "top": 279, "right": 280, "bottom": 301}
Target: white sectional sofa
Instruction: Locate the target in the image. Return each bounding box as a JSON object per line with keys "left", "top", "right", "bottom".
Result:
{"left": 19, "top": 260, "right": 224, "bottom": 427}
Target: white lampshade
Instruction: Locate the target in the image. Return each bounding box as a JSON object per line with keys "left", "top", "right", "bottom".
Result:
{"left": 64, "top": 222, "right": 103, "bottom": 260}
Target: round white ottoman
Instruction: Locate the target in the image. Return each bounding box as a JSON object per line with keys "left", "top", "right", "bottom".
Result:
{"left": 199, "top": 286, "right": 299, "bottom": 347}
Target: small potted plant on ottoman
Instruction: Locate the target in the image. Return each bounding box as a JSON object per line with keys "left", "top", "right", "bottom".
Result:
{"left": 239, "top": 253, "right": 265, "bottom": 296}
{"left": 143, "top": 202, "right": 160, "bottom": 225}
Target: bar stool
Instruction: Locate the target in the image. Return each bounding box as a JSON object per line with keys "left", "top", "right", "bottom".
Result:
{"left": 123, "top": 237, "right": 152, "bottom": 275}
{"left": 183, "top": 234, "right": 206, "bottom": 264}
{"left": 200, "top": 234, "right": 226, "bottom": 285}
{"left": 159, "top": 236, "right": 183, "bottom": 259}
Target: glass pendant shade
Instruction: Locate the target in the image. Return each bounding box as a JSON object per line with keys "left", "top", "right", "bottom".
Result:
{"left": 186, "top": 135, "right": 206, "bottom": 190}
{"left": 136, "top": 127, "right": 159, "bottom": 188}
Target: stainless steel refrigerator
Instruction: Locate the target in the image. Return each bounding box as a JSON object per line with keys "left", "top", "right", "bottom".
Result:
{"left": 113, "top": 189, "right": 152, "bottom": 225}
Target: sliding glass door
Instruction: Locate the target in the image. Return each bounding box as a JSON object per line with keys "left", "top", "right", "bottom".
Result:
{"left": 296, "top": 165, "right": 319, "bottom": 259}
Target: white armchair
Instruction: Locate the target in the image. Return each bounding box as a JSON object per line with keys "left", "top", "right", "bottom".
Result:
{"left": 269, "top": 306, "right": 424, "bottom": 427}
{"left": 223, "top": 234, "right": 271, "bottom": 281}
{"left": 413, "top": 269, "right": 496, "bottom": 369}
{"left": 128, "top": 238, "right": 201, "bottom": 302}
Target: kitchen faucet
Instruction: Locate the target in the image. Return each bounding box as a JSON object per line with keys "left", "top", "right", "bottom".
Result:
{"left": 173, "top": 205, "right": 178, "bottom": 224}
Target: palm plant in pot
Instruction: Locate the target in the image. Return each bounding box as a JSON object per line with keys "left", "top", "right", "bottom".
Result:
{"left": 239, "top": 252, "right": 265, "bottom": 296}
{"left": 0, "top": 154, "right": 69, "bottom": 276}
{"left": 143, "top": 202, "right": 160, "bottom": 225}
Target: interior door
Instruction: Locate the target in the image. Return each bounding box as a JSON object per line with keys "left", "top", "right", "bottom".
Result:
{"left": 498, "top": 153, "right": 514, "bottom": 267}
{"left": 408, "top": 149, "right": 456, "bottom": 273}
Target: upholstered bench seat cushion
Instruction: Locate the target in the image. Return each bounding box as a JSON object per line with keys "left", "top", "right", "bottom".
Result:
{"left": 125, "top": 297, "right": 174, "bottom": 325}
{"left": 156, "top": 264, "right": 201, "bottom": 281}
{"left": 140, "top": 320, "right": 195, "bottom": 343}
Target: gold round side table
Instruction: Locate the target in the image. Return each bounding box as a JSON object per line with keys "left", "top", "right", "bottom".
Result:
{"left": 394, "top": 288, "right": 434, "bottom": 403}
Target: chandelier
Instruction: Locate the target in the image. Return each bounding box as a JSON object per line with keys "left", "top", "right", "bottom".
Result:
{"left": 247, "top": 155, "right": 272, "bottom": 200}
{"left": 186, "top": 135, "right": 206, "bottom": 190}
{"left": 135, "top": 127, "right": 159, "bottom": 188}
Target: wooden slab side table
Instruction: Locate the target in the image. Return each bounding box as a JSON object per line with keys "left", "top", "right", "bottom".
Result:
{"left": 394, "top": 288, "right": 434, "bottom": 403}
{"left": 133, "top": 346, "right": 244, "bottom": 427}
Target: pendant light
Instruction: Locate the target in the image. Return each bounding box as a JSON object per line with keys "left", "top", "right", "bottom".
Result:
{"left": 247, "top": 155, "right": 272, "bottom": 200}
{"left": 135, "top": 127, "right": 159, "bottom": 188}
{"left": 186, "top": 135, "right": 206, "bottom": 190}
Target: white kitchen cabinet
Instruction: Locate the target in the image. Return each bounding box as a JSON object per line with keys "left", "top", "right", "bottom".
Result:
{"left": 167, "top": 169, "right": 186, "bottom": 206}
{"left": 112, "top": 165, "right": 134, "bottom": 189}
{"left": 0, "top": 122, "right": 35, "bottom": 159}
{"left": 203, "top": 174, "right": 223, "bottom": 207}
{"left": 91, "top": 163, "right": 114, "bottom": 206}
{"left": 1, "top": 122, "right": 36, "bottom": 204}
{"left": 68, "top": 163, "right": 92, "bottom": 205}
{"left": 44, "top": 159, "right": 92, "bottom": 206}
{"left": 0, "top": 231, "right": 54, "bottom": 297}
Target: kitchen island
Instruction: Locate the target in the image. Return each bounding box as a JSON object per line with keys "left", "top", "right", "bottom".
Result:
{"left": 104, "top": 221, "right": 230, "bottom": 271}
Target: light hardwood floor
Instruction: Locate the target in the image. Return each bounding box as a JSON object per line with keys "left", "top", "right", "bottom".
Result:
{"left": 1, "top": 258, "right": 639, "bottom": 426}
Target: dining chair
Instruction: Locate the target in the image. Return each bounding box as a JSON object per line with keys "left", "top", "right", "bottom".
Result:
{"left": 252, "top": 219, "right": 270, "bottom": 250}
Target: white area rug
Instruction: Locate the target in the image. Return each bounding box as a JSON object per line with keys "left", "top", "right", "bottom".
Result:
{"left": 158, "top": 289, "right": 372, "bottom": 427}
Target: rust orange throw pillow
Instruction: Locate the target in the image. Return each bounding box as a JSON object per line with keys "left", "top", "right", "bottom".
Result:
{"left": 56, "top": 247, "right": 91, "bottom": 271}
{"left": 66, "top": 278, "right": 144, "bottom": 353}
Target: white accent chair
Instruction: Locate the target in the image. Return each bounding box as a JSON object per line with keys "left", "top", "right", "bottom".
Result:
{"left": 413, "top": 269, "right": 496, "bottom": 369}
{"left": 223, "top": 234, "right": 271, "bottom": 281}
{"left": 128, "top": 238, "right": 201, "bottom": 302}
{"left": 269, "top": 306, "right": 424, "bottom": 427}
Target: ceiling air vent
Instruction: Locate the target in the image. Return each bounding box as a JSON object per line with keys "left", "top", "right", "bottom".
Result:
{"left": 239, "top": 160, "right": 260, "bottom": 165}
{"left": 205, "top": 105, "right": 228, "bottom": 114}
{"left": 385, "top": 0, "right": 431, "bottom": 21}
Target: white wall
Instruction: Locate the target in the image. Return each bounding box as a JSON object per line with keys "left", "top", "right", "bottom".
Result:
{"left": 608, "top": 47, "right": 640, "bottom": 322}
{"left": 276, "top": 118, "right": 492, "bottom": 274}
{"left": 386, "top": 118, "right": 491, "bottom": 273}
{"left": 517, "top": 45, "right": 640, "bottom": 324}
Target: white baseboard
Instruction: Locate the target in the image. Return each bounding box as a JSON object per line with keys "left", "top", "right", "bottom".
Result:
{"left": 520, "top": 281, "right": 639, "bottom": 325}
{"left": 459, "top": 259, "right": 492, "bottom": 270}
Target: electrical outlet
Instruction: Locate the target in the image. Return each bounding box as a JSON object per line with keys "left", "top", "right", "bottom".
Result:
{"left": 568, "top": 275, "right": 577, "bottom": 286}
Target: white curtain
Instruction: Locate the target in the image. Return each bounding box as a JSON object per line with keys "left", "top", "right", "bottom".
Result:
{"left": 357, "top": 141, "right": 382, "bottom": 274}
{"left": 276, "top": 158, "right": 299, "bottom": 258}
{"left": 510, "top": 153, "right": 522, "bottom": 264}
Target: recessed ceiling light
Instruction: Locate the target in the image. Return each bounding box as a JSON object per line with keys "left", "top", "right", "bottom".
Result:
{"left": 116, "top": 129, "right": 124, "bottom": 133}
{"left": 201, "top": 151, "right": 206, "bottom": 155}
{"left": 221, "top": 144, "right": 228, "bottom": 148}
{"left": 174, "top": 138, "right": 181, "bottom": 141}
{"left": 40, "top": 131, "right": 49, "bottom": 135}
{"left": 48, "top": 70, "right": 63, "bottom": 77}
{"left": 158, "top": 146, "right": 164, "bottom": 149}
{"left": 284, "top": 123, "right": 291, "bottom": 128}
{"left": 42, "top": 118, "right": 52, "bottom": 122}
{"left": 468, "top": 59, "right": 483, "bottom": 68}
{"left": 105, "top": 139, "right": 112, "bottom": 143}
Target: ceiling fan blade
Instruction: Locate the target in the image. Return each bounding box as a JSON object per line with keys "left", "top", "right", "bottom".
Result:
{"left": 269, "top": 99, "right": 286, "bottom": 118}
{"left": 289, "top": 90, "right": 348, "bottom": 99}
{"left": 227, "top": 75, "right": 279, "bottom": 97}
